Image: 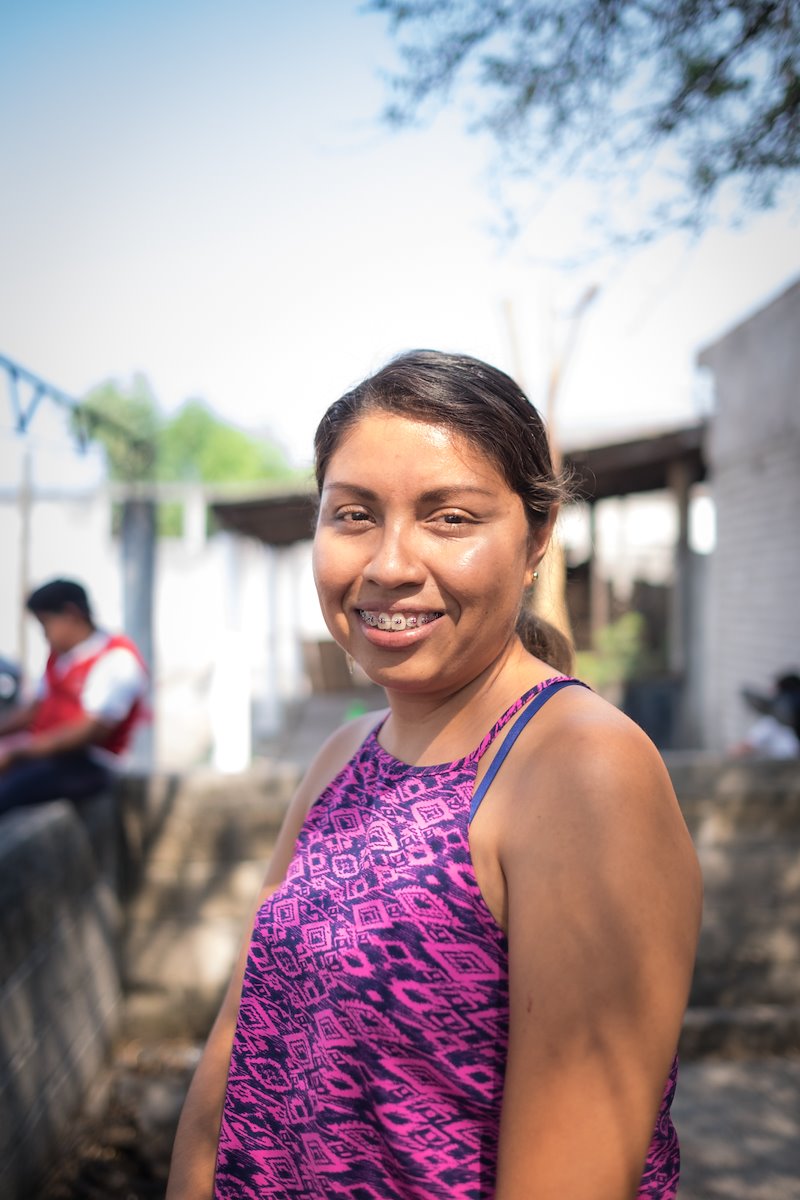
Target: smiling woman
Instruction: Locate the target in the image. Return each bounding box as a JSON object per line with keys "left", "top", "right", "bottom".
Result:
{"left": 167, "top": 351, "right": 702, "bottom": 1200}
{"left": 312, "top": 412, "right": 541, "bottom": 702}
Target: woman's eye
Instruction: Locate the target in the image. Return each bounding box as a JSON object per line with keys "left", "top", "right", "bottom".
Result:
{"left": 337, "top": 508, "right": 372, "bottom": 523}
{"left": 438, "top": 512, "right": 472, "bottom": 526}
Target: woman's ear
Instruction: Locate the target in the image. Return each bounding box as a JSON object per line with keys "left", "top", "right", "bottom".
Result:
{"left": 527, "top": 507, "right": 558, "bottom": 575}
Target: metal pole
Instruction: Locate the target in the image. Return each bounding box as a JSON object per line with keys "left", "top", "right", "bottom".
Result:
{"left": 17, "top": 442, "right": 32, "bottom": 674}
{"left": 121, "top": 496, "right": 156, "bottom": 769}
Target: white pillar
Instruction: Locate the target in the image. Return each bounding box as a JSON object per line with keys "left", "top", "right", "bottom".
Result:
{"left": 210, "top": 533, "right": 252, "bottom": 772}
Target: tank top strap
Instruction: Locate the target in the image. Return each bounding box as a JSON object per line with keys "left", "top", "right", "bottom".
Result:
{"left": 471, "top": 675, "right": 572, "bottom": 764}
{"left": 469, "top": 677, "right": 589, "bottom": 823}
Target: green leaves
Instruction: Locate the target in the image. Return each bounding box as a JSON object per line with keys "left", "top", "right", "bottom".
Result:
{"left": 367, "top": 0, "right": 800, "bottom": 243}
{"left": 77, "top": 375, "right": 159, "bottom": 482}
{"left": 78, "top": 378, "right": 292, "bottom": 487}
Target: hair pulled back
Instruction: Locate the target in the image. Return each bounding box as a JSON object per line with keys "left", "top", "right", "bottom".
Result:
{"left": 315, "top": 350, "right": 568, "bottom": 527}
{"left": 313, "top": 350, "right": 573, "bottom": 672}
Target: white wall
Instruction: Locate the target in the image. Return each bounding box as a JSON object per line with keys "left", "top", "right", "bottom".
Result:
{"left": 700, "top": 280, "right": 800, "bottom": 749}
{"left": 0, "top": 486, "right": 325, "bottom": 771}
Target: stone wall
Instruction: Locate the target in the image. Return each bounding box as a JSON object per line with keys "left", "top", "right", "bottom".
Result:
{"left": 1, "top": 754, "right": 798, "bottom": 1197}
{"left": 121, "top": 756, "right": 800, "bottom": 1053}
{"left": 118, "top": 765, "right": 297, "bottom": 1039}
{"left": 668, "top": 755, "right": 800, "bottom": 1055}
{"left": 0, "top": 801, "right": 122, "bottom": 1200}
{"left": 0, "top": 766, "right": 295, "bottom": 1200}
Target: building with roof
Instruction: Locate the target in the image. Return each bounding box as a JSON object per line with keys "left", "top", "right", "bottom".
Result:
{"left": 698, "top": 278, "right": 800, "bottom": 750}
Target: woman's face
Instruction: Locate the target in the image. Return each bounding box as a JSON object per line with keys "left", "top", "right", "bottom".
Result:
{"left": 313, "top": 412, "right": 547, "bottom": 698}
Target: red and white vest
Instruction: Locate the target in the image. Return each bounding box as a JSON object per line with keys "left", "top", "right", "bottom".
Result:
{"left": 30, "top": 633, "right": 148, "bottom": 757}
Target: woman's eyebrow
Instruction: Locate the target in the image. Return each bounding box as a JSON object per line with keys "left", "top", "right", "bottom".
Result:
{"left": 418, "top": 485, "right": 496, "bottom": 502}
{"left": 322, "top": 483, "right": 378, "bottom": 500}
{"left": 323, "top": 482, "right": 496, "bottom": 502}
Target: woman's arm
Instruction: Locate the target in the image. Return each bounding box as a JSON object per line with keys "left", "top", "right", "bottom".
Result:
{"left": 165, "top": 876, "right": 275, "bottom": 1198}
{"left": 166, "top": 710, "right": 384, "bottom": 1199}
{"left": 492, "top": 700, "right": 701, "bottom": 1200}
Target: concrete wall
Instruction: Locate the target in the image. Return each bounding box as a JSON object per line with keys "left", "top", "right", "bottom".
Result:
{"left": 123, "top": 754, "right": 800, "bottom": 1053}
{"left": 670, "top": 755, "right": 800, "bottom": 1055}
{"left": 0, "top": 801, "right": 123, "bottom": 1200}
{"left": 119, "top": 766, "right": 295, "bottom": 1039}
{"left": 699, "top": 279, "right": 800, "bottom": 750}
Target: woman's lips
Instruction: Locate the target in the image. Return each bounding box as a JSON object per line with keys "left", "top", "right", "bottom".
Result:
{"left": 358, "top": 610, "right": 444, "bottom": 631}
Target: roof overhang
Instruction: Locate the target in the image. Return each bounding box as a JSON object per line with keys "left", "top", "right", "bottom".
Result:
{"left": 566, "top": 423, "right": 707, "bottom": 502}
{"left": 211, "top": 423, "right": 708, "bottom": 546}
{"left": 211, "top": 491, "right": 317, "bottom": 546}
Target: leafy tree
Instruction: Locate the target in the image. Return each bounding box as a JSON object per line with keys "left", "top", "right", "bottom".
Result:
{"left": 78, "top": 379, "right": 295, "bottom": 534}
{"left": 79, "top": 374, "right": 160, "bottom": 482}
{"left": 575, "top": 611, "right": 654, "bottom": 692}
{"left": 157, "top": 399, "right": 292, "bottom": 485}
{"left": 368, "top": 0, "right": 800, "bottom": 243}
{"left": 79, "top": 380, "right": 292, "bottom": 486}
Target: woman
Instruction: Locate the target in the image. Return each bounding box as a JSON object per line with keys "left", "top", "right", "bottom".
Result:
{"left": 168, "top": 351, "right": 701, "bottom": 1199}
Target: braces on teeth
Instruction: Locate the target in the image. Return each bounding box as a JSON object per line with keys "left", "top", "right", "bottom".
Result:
{"left": 360, "top": 611, "right": 442, "bottom": 630}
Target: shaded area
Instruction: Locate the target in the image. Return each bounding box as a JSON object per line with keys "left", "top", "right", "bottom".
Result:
{"left": 39, "top": 1041, "right": 199, "bottom": 1200}
{"left": 674, "top": 1058, "right": 800, "bottom": 1200}
{"left": 16, "top": 743, "right": 800, "bottom": 1198}
{"left": 37, "top": 1044, "right": 800, "bottom": 1199}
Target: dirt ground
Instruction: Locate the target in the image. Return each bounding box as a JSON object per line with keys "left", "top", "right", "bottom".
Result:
{"left": 38, "top": 1043, "right": 800, "bottom": 1199}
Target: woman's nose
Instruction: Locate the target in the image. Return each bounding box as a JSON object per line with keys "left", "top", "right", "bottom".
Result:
{"left": 364, "top": 523, "right": 425, "bottom": 588}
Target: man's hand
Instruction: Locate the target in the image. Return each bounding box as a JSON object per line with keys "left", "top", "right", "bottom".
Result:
{"left": 0, "top": 733, "right": 33, "bottom": 772}
{"left": 18, "top": 716, "right": 115, "bottom": 760}
{"left": 0, "top": 718, "right": 115, "bottom": 768}
{"left": 0, "top": 700, "right": 38, "bottom": 741}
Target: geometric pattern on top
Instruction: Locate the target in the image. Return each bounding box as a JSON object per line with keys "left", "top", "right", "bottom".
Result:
{"left": 214, "top": 676, "right": 680, "bottom": 1199}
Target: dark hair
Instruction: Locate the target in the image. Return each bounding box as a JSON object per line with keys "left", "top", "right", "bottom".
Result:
{"left": 314, "top": 350, "right": 573, "bottom": 671}
{"left": 26, "top": 579, "right": 93, "bottom": 622}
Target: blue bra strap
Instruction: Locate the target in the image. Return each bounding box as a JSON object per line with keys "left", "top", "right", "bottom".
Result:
{"left": 468, "top": 678, "right": 587, "bottom": 823}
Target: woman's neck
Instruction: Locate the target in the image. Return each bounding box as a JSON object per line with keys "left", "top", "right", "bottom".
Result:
{"left": 377, "top": 640, "right": 553, "bottom": 767}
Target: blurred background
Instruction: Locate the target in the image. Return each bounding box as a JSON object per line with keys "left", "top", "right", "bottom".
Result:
{"left": 2, "top": 5, "right": 800, "bottom": 1197}
{"left": 2, "top": 0, "right": 799, "bottom": 768}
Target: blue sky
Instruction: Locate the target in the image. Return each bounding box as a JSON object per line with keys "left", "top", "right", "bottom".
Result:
{"left": 2, "top": 0, "right": 799, "bottom": 473}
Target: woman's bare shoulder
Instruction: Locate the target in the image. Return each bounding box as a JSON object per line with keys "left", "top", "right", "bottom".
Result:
{"left": 500, "top": 682, "right": 700, "bottom": 901}
{"left": 535, "top": 682, "right": 674, "bottom": 792}
{"left": 492, "top": 682, "right": 694, "bottom": 872}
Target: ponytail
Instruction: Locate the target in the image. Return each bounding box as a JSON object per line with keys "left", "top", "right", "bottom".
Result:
{"left": 516, "top": 609, "right": 574, "bottom": 675}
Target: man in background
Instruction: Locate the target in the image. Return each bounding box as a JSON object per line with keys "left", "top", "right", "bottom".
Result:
{"left": 0, "top": 578, "right": 148, "bottom": 816}
{"left": 732, "top": 671, "right": 800, "bottom": 759}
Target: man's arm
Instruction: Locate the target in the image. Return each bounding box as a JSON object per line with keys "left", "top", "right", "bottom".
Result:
{"left": 0, "top": 699, "right": 39, "bottom": 740}
{"left": 0, "top": 713, "right": 116, "bottom": 771}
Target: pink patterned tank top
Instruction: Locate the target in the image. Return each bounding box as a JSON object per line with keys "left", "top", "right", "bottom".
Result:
{"left": 215, "top": 677, "right": 680, "bottom": 1198}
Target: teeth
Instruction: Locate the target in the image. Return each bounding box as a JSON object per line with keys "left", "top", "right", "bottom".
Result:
{"left": 360, "top": 610, "right": 441, "bottom": 630}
